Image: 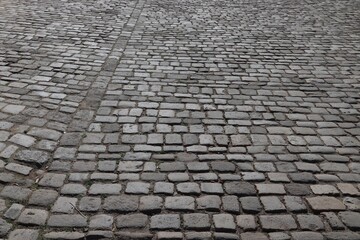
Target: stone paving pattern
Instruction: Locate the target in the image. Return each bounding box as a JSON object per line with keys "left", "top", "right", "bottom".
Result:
{"left": 0, "top": 0, "right": 360, "bottom": 239}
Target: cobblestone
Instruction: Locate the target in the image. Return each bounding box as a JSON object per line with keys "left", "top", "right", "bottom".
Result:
{"left": 150, "top": 214, "right": 180, "bottom": 230}
{"left": 17, "top": 209, "right": 48, "bottom": 226}
{"left": 0, "top": 0, "right": 359, "bottom": 237}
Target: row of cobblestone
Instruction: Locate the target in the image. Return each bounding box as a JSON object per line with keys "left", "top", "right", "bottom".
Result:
{"left": 0, "top": 0, "right": 359, "bottom": 238}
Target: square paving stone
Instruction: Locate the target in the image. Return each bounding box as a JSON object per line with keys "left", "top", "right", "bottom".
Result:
{"left": 240, "top": 197, "right": 262, "bottom": 213}
{"left": 283, "top": 196, "right": 307, "bottom": 213}
{"left": 213, "top": 214, "right": 236, "bottom": 232}
{"left": 236, "top": 215, "right": 256, "bottom": 230}
{"left": 222, "top": 195, "right": 240, "bottom": 213}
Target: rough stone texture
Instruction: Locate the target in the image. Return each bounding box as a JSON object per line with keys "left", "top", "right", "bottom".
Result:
{"left": 297, "top": 214, "right": 325, "bottom": 231}
{"left": 47, "top": 215, "right": 87, "bottom": 227}
{"left": 291, "top": 232, "right": 324, "bottom": 240}
{"left": 28, "top": 189, "right": 59, "bottom": 206}
{"left": 338, "top": 212, "right": 360, "bottom": 230}
{"left": 183, "top": 213, "right": 211, "bottom": 230}
{"left": 43, "top": 232, "right": 86, "bottom": 240}
{"left": 236, "top": 215, "right": 257, "bottom": 230}
{"left": 307, "top": 197, "right": 346, "bottom": 211}
{"left": 15, "top": 150, "right": 49, "bottom": 165}
{"left": 0, "top": 218, "right": 12, "bottom": 236}
{"left": 0, "top": 186, "right": 31, "bottom": 201}
{"left": 103, "top": 196, "right": 139, "bottom": 212}
{"left": 89, "top": 214, "right": 114, "bottom": 230}
{"left": 213, "top": 214, "right": 236, "bottom": 232}
{"left": 0, "top": 0, "right": 359, "bottom": 237}
{"left": 165, "top": 196, "right": 195, "bottom": 211}
{"left": 4, "top": 204, "right": 24, "bottom": 220}
{"left": 17, "top": 209, "right": 48, "bottom": 226}
{"left": 260, "top": 215, "right": 297, "bottom": 231}
{"left": 116, "top": 213, "right": 148, "bottom": 228}
{"left": 8, "top": 229, "right": 39, "bottom": 240}
{"left": 150, "top": 214, "right": 180, "bottom": 230}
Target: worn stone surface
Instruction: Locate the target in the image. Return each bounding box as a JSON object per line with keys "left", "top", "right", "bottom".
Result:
{"left": 338, "top": 211, "right": 360, "bottom": 230}
{"left": 307, "top": 197, "right": 346, "bottom": 211}
{"left": 150, "top": 214, "right": 180, "bottom": 230}
{"left": 17, "top": 209, "right": 48, "bottom": 226}
{"left": 8, "top": 229, "right": 39, "bottom": 240}
{"left": 260, "top": 215, "right": 297, "bottom": 231}
{"left": 0, "top": 218, "right": 12, "bottom": 236}
{"left": 47, "top": 215, "right": 87, "bottom": 227}
{"left": 0, "top": 0, "right": 359, "bottom": 237}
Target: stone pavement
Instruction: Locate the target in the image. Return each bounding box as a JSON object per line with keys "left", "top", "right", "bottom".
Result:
{"left": 0, "top": 0, "right": 360, "bottom": 239}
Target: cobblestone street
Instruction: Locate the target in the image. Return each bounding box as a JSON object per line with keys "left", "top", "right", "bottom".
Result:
{"left": 0, "top": 0, "right": 360, "bottom": 239}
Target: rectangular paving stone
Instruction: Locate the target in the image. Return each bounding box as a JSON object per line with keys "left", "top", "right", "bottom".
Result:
{"left": 165, "top": 196, "right": 195, "bottom": 211}
{"left": 103, "top": 195, "right": 139, "bottom": 212}
{"left": 260, "top": 215, "right": 297, "bottom": 231}
{"left": 116, "top": 213, "right": 148, "bottom": 229}
{"left": 306, "top": 196, "right": 346, "bottom": 211}
{"left": 8, "top": 133, "right": 36, "bottom": 147}
{"left": 17, "top": 208, "right": 48, "bottom": 226}
{"left": 47, "top": 214, "right": 87, "bottom": 227}
{"left": 150, "top": 214, "right": 180, "bottom": 230}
